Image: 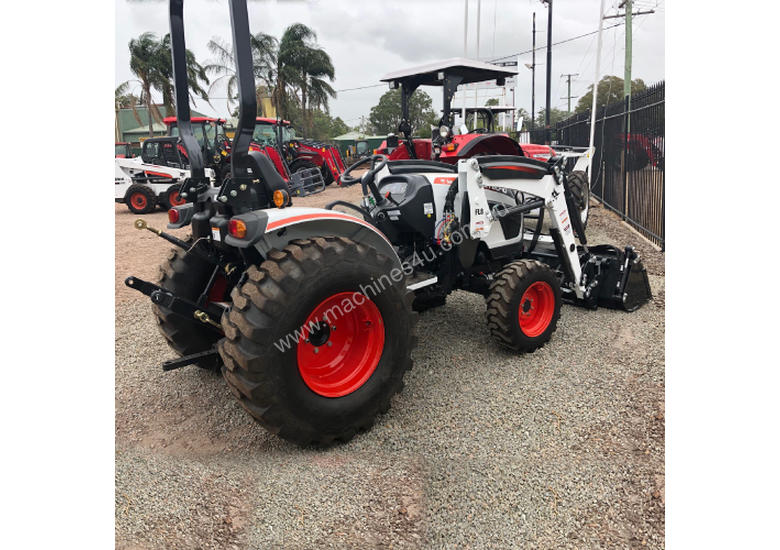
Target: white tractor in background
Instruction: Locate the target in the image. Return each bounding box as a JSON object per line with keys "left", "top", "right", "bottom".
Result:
{"left": 115, "top": 138, "right": 215, "bottom": 214}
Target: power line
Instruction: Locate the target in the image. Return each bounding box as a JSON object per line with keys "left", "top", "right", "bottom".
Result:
{"left": 335, "top": 83, "right": 386, "bottom": 93}
{"left": 489, "top": 21, "right": 625, "bottom": 62}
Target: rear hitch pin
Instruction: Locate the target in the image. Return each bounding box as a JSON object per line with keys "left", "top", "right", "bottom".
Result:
{"left": 194, "top": 310, "right": 221, "bottom": 329}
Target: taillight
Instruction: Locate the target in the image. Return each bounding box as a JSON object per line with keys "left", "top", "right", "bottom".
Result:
{"left": 168, "top": 208, "right": 180, "bottom": 223}
{"left": 228, "top": 219, "right": 247, "bottom": 239}
{"left": 272, "top": 189, "right": 288, "bottom": 208}
{"left": 443, "top": 143, "right": 457, "bottom": 152}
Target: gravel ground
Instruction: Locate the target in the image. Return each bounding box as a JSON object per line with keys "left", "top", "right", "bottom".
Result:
{"left": 116, "top": 187, "right": 665, "bottom": 549}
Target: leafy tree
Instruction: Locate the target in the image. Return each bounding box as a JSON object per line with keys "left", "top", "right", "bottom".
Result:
{"left": 575, "top": 75, "right": 647, "bottom": 114}
{"left": 308, "top": 111, "right": 349, "bottom": 141}
{"left": 368, "top": 89, "right": 437, "bottom": 135}
{"left": 535, "top": 107, "right": 570, "bottom": 128}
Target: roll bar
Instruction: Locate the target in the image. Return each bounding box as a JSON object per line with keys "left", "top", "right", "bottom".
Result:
{"left": 168, "top": 0, "right": 256, "bottom": 182}
{"left": 168, "top": 0, "right": 205, "bottom": 181}
{"left": 227, "top": 0, "right": 255, "bottom": 179}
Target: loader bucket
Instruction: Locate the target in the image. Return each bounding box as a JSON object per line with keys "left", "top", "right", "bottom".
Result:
{"left": 582, "top": 245, "right": 652, "bottom": 312}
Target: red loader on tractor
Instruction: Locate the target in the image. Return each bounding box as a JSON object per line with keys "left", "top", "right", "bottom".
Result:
{"left": 253, "top": 117, "right": 346, "bottom": 185}
{"left": 161, "top": 115, "right": 326, "bottom": 196}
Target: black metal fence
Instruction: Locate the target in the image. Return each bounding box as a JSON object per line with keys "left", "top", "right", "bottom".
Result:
{"left": 533, "top": 82, "right": 665, "bottom": 249}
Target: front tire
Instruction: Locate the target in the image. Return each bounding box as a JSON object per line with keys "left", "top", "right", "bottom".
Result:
{"left": 125, "top": 185, "right": 156, "bottom": 214}
{"left": 219, "top": 237, "right": 416, "bottom": 446}
{"left": 485, "top": 260, "right": 561, "bottom": 352}
{"left": 567, "top": 170, "right": 590, "bottom": 228}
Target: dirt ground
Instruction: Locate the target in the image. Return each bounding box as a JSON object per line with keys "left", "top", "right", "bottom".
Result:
{"left": 115, "top": 183, "right": 665, "bottom": 549}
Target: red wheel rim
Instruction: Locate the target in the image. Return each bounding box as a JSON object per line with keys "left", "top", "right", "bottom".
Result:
{"left": 169, "top": 190, "right": 186, "bottom": 206}
{"left": 517, "top": 281, "right": 555, "bottom": 337}
{"left": 130, "top": 192, "right": 147, "bottom": 209}
{"left": 296, "top": 292, "right": 385, "bottom": 397}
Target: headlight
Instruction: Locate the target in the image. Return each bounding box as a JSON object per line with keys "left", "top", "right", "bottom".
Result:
{"left": 439, "top": 125, "right": 450, "bottom": 138}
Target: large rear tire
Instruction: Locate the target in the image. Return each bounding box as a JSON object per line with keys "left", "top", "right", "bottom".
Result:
{"left": 485, "top": 259, "right": 561, "bottom": 353}
{"left": 219, "top": 237, "right": 416, "bottom": 446}
{"left": 153, "top": 241, "right": 228, "bottom": 371}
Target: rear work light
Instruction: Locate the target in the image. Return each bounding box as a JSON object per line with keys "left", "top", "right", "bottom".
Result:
{"left": 228, "top": 219, "right": 247, "bottom": 239}
{"left": 168, "top": 208, "right": 180, "bottom": 223}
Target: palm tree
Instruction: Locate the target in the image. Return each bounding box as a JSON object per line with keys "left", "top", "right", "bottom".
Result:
{"left": 158, "top": 33, "right": 211, "bottom": 116}
{"left": 122, "top": 32, "right": 210, "bottom": 136}
{"left": 204, "top": 32, "right": 277, "bottom": 114}
{"left": 273, "top": 23, "right": 336, "bottom": 131}
{"left": 125, "top": 32, "right": 168, "bottom": 136}
{"left": 299, "top": 48, "right": 335, "bottom": 134}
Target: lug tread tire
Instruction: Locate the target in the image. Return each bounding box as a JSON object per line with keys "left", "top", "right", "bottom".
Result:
{"left": 152, "top": 239, "right": 223, "bottom": 371}
{"left": 219, "top": 237, "right": 417, "bottom": 447}
{"left": 485, "top": 259, "right": 561, "bottom": 353}
{"left": 568, "top": 170, "right": 590, "bottom": 228}
{"left": 125, "top": 185, "right": 156, "bottom": 214}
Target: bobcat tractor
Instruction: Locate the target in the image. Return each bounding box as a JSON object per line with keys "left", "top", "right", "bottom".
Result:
{"left": 126, "top": 0, "right": 652, "bottom": 447}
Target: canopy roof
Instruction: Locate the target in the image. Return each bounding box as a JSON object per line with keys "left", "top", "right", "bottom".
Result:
{"left": 457, "top": 106, "right": 517, "bottom": 113}
{"left": 381, "top": 58, "right": 516, "bottom": 87}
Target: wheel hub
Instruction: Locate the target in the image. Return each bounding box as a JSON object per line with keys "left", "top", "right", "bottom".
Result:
{"left": 307, "top": 322, "right": 331, "bottom": 347}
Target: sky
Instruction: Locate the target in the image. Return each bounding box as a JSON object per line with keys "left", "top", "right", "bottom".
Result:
{"left": 115, "top": 0, "right": 665, "bottom": 127}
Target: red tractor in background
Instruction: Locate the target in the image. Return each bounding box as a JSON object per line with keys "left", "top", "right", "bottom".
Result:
{"left": 371, "top": 59, "right": 554, "bottom": 164}
{"left": 252, "top": 118, "right": 346, "bottom": 185}
{"left": 161, "top": 115, "right": 325, "bottom": 196}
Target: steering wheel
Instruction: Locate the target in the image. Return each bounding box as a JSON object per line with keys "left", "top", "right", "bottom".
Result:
{"left": 339, "top": 155, "right": 374, "bottom": 186}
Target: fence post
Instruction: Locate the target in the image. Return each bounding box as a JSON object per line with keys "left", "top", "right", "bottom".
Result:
{"left": 622, "top": 95, "right": 629, "bottom": 221}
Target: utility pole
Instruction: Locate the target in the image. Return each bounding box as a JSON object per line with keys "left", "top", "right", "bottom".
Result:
{"left": 588, "top": 0, "right": 606, "bottom": 180}
{"left": 531, "top": 12, "right": 536, "bottom": 131}
{"left": 462, "top": 0, "right": 468, "bottom": 121}
{"left": 542, "top": 0, "right": 553, "bottom": 142}
{"left": 603, "top": 2, "right": 653, "bottom": 130}
{"left": 474, "top": 0, "right": 481, "bottom": 117}
{"left": 623, "top": 0, "right": 632, "bottom": 99}
{"left": 561, "top": 73, "right": 578, "bottom": 112}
